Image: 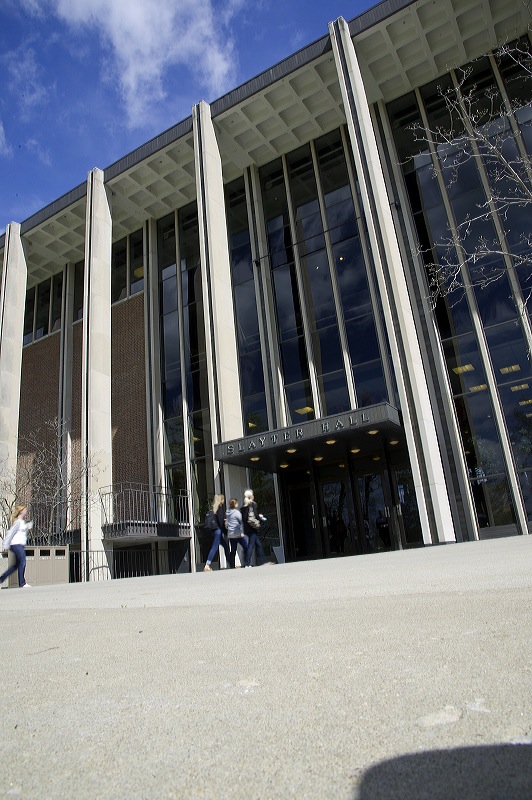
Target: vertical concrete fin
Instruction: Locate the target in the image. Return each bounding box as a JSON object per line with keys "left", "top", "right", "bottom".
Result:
{"left": 330, "top": 17, "right": 456, "bottom": 544}
{"left": 0, "top": 222, "right": 27, "bottom": 479}
{"left": 193, "top": 101, "right": 243, "bottom": 449}
{"left": 81, "top": 168, "right": 113, "bottom": 562}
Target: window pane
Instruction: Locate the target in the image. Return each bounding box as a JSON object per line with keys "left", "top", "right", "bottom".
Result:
{"left": 73, "top": 261, "right": 84, "bottom": 321}
{"left": 161, "top": 276, "right": 178, "bottom": 316}
{"left": 164, "top": 417, "right": 184, "bottom": 464}
{"left": 319, "top": 370, "right": 351, "bottom": 416}
{"left": 300, "top": 249, "right": 337, "bottom": 330}
{"left": 23, "top": 287, "right": 35, "bottom": 344}
{"left": 234, "top": 282, "right": 261, "bottom": 353}
{"left": 239, "top": 351, "right": 266, "bottom": 398}
{"left": 158, "top": 214, "right": 176, "bottom": 274}
{"left": 163, "top": 374, "right": 182, "bottom": 420}
{"left": 471, "top": 473, "right": 516, "bottom": 528}
{"left": 454, "top": 393, "right": 506, "bottom": 476}
{"left": 312, "top": 326, "right": 345, "bottom": 375}
{"left": 35, "top": 279, "right": 50, "bottom": 339}
{"left": 517, "top": 470, "right": 532, "bottom": 522}
{"left": 272, "top": 262, "right": 303, "bottom": 340}
{"left": 485, "top": 321, "right": 531, "bottom": 383}
{"left": 162, "top": 312, "right": 180, "bottom": 378}
{"left": 346, "top": 314, "right": 381, "bottom": 365}
{"left": 185, "top": 367, "right": 209, "bottom": 414}
{"left": 111, "top": 238, "right": 127, "bottom": 303}
{"left": 353, "top": 360, "right": 387, "bottom": 407}
{"left": 189, "top": 410, "right": 212, "bottom": 460}
{"left": 243, "top": 394, "right": 268, "bottom": 435}
{"left": 130, "top": 229, "right": 144, "bottom": 295}
{"left": 280, "top": 337, "right": 309, "bottom": 385}
{"left": 498, "top": 383, "right": 532, "bottom": 470}
{"left": 51, "top": 273, "right": 63, "bottom": 332}
{"left": 285, "top": 381, "right": 314, "bottom": 423}
{"left": 442, "top": 334, "right": 487, "bottom": 395}
{"left": 334, "top": 238, "right": 371, "bottom": 320}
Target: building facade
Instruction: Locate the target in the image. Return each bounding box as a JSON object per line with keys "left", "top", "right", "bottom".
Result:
{"left": 1, "top": 0, "right": 531, "bottom": 577}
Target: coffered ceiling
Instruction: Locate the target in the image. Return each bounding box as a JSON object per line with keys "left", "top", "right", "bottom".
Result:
{"left": 1, "top": 0, "right": 528, "bottom": 285}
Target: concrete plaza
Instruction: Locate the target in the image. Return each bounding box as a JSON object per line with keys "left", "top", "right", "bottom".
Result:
{"left": 1, "top": 535, "right": 531, "bottom": 799}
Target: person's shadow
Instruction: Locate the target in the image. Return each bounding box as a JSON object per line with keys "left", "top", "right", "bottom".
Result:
{"left": 355, "top": 744, "right": 532, "bottom": 799}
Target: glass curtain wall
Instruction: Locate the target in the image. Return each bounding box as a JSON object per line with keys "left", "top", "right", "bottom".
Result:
{"left": 178, "top": 203, "right": 213, "bottom": 563}
{"left": 387, "top": 47, "right": 532, "bottom": 528}
{"left": 259, "top": 129, "right": 389, "bottom": 423}
{"left": 285, "top": 143, "right": 350, "bottom": 416}
{"left": 157, "top": 212, "right": 185, "bottom": 489}
{"left": 158, "top": 205, "right": 212, "bottom": 565}
{"left": 23, "top": 272, "right": 64, "bottom": 344}
{"left": 314, "top": 130, "right": 388, "bottom": 407}
{"left": 491, "top": 41, "right": 532, "bottom": 519}
{"left": 112, "top": 229, "right": 144, "bottom": 303}
{"left": 224, "top": 177, "right": 268, "bottom": 434}
{"left": 260, "top": 158, "right": 314, "bottom": 422}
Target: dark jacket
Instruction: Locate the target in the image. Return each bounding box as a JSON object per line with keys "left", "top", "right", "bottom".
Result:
{"left": 215, "top": 505, "right": 226, "bottom": 532}
{"left": 241, "top": 500, "right": 258, "bottom": 536}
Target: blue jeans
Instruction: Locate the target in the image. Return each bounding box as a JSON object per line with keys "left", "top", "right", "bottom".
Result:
{"left": 229, "top": 536, "right": 248, "bottom": 567}
{"left": 245, "top": 532, "right": 266, "bottom": 567}
{"left": 1, "top": 545, "right": 27, "bottom": 587}
{"left": 206, "top": 528, "right": 231, "bottom": 566}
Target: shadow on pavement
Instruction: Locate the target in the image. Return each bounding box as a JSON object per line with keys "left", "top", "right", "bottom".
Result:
{"left": 355, "top": 744, "right": 532, "bottom": 799}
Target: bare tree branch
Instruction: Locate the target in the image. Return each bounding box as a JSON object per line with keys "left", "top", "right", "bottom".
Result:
{"left": 406, "top": 38, "right": 532, "bottom": 311}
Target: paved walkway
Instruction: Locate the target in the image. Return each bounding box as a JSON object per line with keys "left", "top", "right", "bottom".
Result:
{"left": 1, "top": 536, "right": 531, "bottom": 799}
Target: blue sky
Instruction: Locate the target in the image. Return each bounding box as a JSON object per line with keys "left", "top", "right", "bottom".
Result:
{"left": 0, "top": 0, "right": 374, "bottom": 234}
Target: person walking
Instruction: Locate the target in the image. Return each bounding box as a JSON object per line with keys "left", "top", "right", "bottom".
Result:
{"left": 203, "top": 494, "right": 231, "bottom": 572}
{"left": 225, "top": 498, "right": 248, "bottom": 568}
{"left": 242, "top": 489, "right": 267, "bottom": 567}
{"left": 1, "top": 505, "right": 33, "bottom": 588}
{"left": 375, "top": 509, "right": 391, "bottom": 550}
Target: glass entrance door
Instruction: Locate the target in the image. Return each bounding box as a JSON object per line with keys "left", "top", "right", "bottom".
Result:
{"left": 356, "top": 471, "right": 392, "bottom": 552}
{"left": 319, "top": 478, "right": 359, "bottom": 557}
{"left": 286, "top": 484, "right": 319, "bottom": 561}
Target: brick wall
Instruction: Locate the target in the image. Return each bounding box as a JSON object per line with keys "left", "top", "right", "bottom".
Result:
{"left": 15, "top": 295, "right": 150, "bottom": 502}
{"left": 111, "top": 294, "right": 150, "bottom": 487}
{"left": 71, "top": 322, "right": 82, "bottom": 499}
{"left": 17, "top": 332, "right": 61, "bottom": 496}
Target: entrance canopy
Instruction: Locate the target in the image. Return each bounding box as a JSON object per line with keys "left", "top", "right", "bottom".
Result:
{"left": 215, "top": 403, "right": 404, "bottom": 472}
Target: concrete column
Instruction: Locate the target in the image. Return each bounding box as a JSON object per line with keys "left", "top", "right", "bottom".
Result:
{"left": 0, "top": 222, "right": 27, "bottom": 480}
{"left": 58, "top": 264, "right": 74, "bottom": 533}
{"left": 81, "top": 168, "right": 113, "bottom": 567}
{"left": 330, "top": 17, "right": 456, "bottom": 544}
{"left": 193, "top": 100, "right": 243, "bottom": 477}
{"left": 144, "top": 218, "right": 165, "bottom": 493}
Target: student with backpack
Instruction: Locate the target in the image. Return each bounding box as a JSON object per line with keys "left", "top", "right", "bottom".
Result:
{"left": 203, "top": 494, "right": 231, "bottom": 572}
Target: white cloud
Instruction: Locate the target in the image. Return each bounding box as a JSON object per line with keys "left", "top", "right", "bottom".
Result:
{"left": 3, "top": 46, "right": 53, "bottom": 119}
{"left": 21, "top": 0, "right": 241, "bottom": 129}
{"left": 0, "top": 120, "right": 13, "bottom": 157}
{"left": 26, "top": 137, "right": 51, "bottom": 166}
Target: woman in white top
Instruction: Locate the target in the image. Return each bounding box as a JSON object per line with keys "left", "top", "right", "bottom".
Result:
{"left": 1, "top": 504, "right": 32, "bottom": 588}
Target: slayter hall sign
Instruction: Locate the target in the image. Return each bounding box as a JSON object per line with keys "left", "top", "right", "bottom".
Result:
{"left": 215, "top": 403, "right": 400, "bottom": 463}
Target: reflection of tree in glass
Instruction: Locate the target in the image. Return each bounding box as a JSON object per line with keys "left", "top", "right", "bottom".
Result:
{"left": 250, "top": 470, "right": 280, "bottom": 554}
{"left": 410, "top": 40, "right": 532, "bottom": 316}
{"left": 511, "top": 407, "right": 532, "bottom": 468}
{"left": 165, "top": 418, "right": 185, "bottom": 465}
{"left": 245, "top": 410, "right": 266, "bottom": 433}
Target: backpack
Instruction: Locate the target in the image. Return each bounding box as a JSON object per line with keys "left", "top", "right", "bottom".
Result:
{"left": 204, "top": 510, "right": 218, "bottom": 531}
{"left": 247, "top": 503, "right": 261, "bottom": 530}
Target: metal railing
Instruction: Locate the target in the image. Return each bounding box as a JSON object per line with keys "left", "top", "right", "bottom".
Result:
{"left": 7, "top": 498, "right": 82, "bottom": 546}
{"left": 69, "top": 546, "right": 188, "bottom": 582}
{"left": 99, "top": 483, "right": 189, "bottom": 526}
